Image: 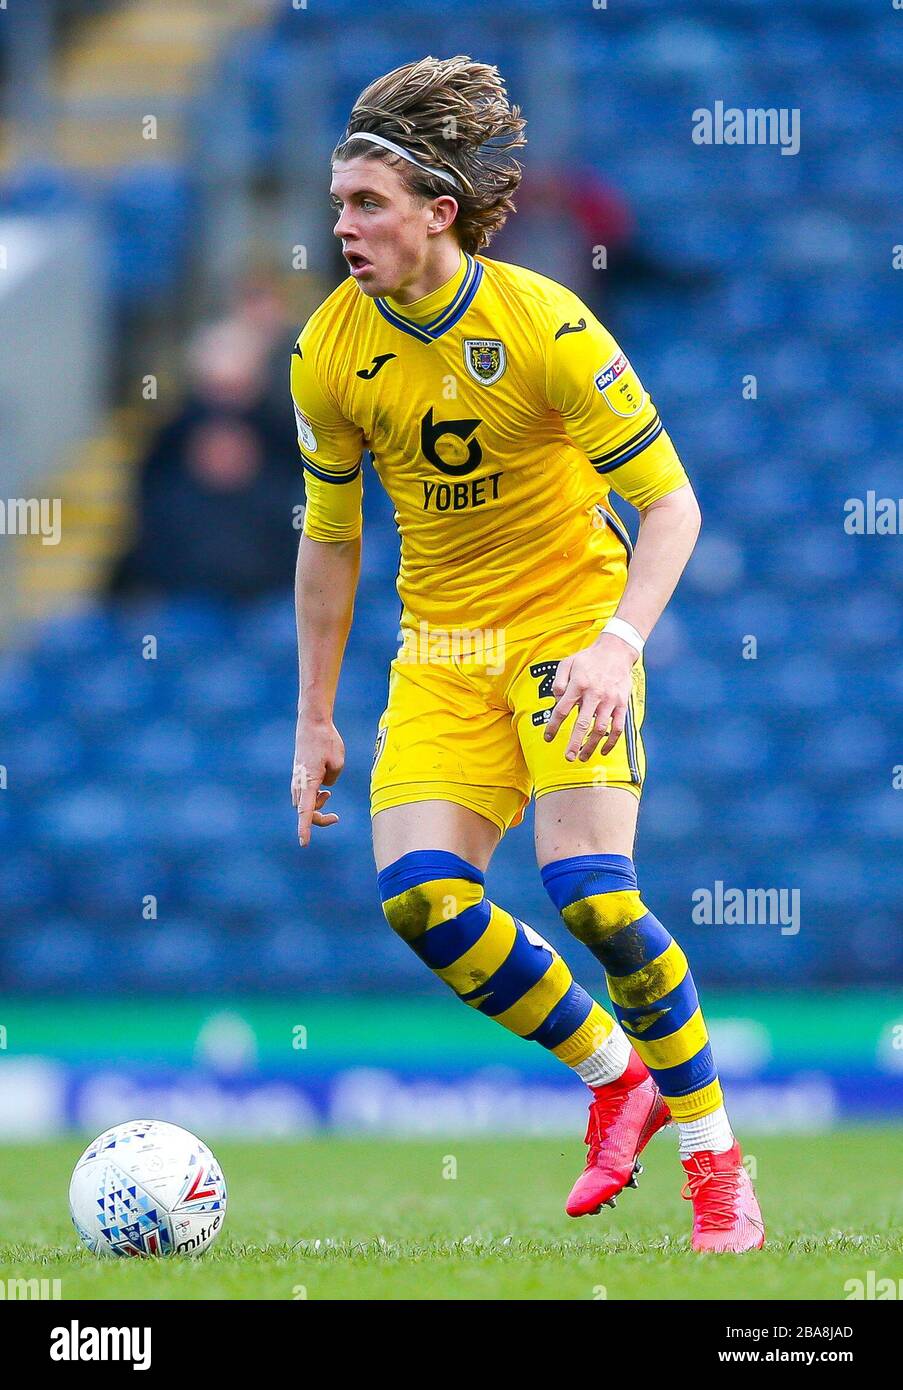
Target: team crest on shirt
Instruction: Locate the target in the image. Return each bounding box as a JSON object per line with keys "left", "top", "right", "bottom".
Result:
{"left": 463, "top": 338, "right": 507, "bottom": 386}
{"left": 293, "top": 402, "right": 318, "bottom": 452}
{"left": 594, "top": 351, "right": 646, "bottom": 417}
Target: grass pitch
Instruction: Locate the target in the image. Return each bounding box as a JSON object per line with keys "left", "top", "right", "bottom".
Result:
{"left": 0, "top": 1128, "right": 899, "bottom": 1300}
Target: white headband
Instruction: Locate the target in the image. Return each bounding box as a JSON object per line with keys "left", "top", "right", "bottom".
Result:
{"left": 342, "top": 130, "right": 464, "bottom": 192}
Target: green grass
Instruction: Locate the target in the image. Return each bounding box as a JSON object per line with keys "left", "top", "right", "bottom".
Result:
{"left": 0, "top": 1129, "right": 900, "bottom": 1300}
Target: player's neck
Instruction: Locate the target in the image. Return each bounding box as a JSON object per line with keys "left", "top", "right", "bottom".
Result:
{"left": 389, "top": 241, "right": 465, "bottom": 305}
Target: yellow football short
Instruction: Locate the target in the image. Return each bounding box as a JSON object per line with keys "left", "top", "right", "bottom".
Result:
{"left": 370, "top": 615, "right": 647, "bottom": 836}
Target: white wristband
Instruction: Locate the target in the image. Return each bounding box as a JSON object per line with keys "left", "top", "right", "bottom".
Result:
{"left": 602, "top": 616, "right": 646, "bottom": 656}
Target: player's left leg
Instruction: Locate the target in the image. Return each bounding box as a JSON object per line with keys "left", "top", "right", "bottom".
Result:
{"left": 512, "top": 617, "right": 764, "bottom": 1250}
{"left": 535, "top": 785, "right": 764, "bottom": 1252}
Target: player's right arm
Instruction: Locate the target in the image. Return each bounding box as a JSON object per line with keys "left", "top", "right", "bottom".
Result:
{"left": 290, "top": 328, "right": 365, "bottom": 848}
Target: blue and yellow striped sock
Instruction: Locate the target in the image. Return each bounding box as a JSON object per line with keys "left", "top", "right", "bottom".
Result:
{"left": 377, "top": 850, "right": 631, "bottom": 1087}
{"left": 541, "top": 853, "right": 724, "bottom": 1122}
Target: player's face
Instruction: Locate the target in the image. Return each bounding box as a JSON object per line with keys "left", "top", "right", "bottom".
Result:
{"left": 330, "top": 158, "right": 440, "bottom": 298}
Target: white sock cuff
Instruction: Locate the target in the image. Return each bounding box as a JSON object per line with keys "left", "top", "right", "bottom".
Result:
{"left": 573, "top": 1023, "right": 633, "bottom": 1088}
{"left": 677, "top": 1105, "right": 734, "bottom": 1157}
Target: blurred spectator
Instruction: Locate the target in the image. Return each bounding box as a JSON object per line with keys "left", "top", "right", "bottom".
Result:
{"left": 493, "top": 165, "right": 634, "bottom": 294}
{"left": 215, "top": 267, "right": 302, "bottom": 429}
{"left": 110, "top": 319, "right": 303, "bottom": 600}
{"left": 493, "top": 164, "right": 713, "bottom": 324}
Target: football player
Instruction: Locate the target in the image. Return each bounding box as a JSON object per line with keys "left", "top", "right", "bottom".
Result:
{"left": 290, "top": 55, "right": 764, "bottom": 1252}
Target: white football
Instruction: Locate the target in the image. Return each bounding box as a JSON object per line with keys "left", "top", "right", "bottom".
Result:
{"left": 69, "top": 1119, "right": 227, "bottom": 1257}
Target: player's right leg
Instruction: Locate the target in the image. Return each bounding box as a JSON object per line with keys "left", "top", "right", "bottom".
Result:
{"left": 369, "top": 650, "right": 637, "bottom": 1148}
{"left": 373, "top": 797, "right": 641, "bottom": 1152}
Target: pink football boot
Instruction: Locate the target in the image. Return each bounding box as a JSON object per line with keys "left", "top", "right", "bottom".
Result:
{"left": 680, "top": 1140, "right": 766, "bottom": 1252}
{"left": 566, "top": 1051, "right": 671, "bottom": 1217}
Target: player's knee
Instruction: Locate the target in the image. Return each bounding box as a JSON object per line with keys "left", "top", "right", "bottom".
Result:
{"left": 377, "top": 850, "right": 486, "bottom": 944}
{"left": 562, "top": 888, "right": 646, "bottom": 947}
{"left": 541, "top": 852, "right": 640, "bottom": 937}
{"left": 563, "top": 886, "right": 674, "bottom": 978}
{"left": 540, "top": 853, "right": 667, "bottom": 965}
{"left": 381, "top": 886, "right": 434, "bottom": 940}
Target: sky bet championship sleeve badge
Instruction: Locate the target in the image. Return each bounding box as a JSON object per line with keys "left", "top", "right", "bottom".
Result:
{"left": 594, "top": 351, "right": 647, "bottom": 417}
{"left": 293, "top": 402, "right": 318, "bottom": 452}
{"left": 464, "top": 338, "right": 507, "bottom": 386}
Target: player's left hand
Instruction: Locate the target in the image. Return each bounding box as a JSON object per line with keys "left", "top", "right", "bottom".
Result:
{"left": 544, "top": 633, "right": 637, "bottom": 762}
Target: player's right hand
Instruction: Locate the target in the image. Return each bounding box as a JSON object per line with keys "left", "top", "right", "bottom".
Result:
{"left": 291, "top": 717, "right": 345, "bottom": 848}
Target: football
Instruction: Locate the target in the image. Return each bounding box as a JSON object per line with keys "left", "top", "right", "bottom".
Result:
{"left": 68, "top": 1120, "right": 227, "bottom": 1258}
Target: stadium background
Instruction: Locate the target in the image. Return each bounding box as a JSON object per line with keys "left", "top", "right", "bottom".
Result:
{"left": 0, "top": 0, "right": 900, "bottom": 1147}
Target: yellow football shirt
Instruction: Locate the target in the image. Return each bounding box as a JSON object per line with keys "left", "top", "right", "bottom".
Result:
{"left": 290, "top": 251, "right": 689, "bottom": 639}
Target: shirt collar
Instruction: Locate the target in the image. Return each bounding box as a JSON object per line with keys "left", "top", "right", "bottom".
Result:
{"left": 374, "top": 253, "right": 483, "bottom": 343}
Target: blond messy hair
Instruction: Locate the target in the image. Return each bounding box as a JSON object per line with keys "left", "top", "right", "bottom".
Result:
{"left": 332, "top": 55, "right": 527, "bottom": 254}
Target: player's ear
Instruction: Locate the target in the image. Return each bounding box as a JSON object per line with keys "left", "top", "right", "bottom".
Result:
{"left": 426, "top": 194, "right": 459, "bottom": 236}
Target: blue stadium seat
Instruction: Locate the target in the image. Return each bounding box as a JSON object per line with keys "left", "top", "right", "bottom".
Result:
{"left": 0, "top": 161, "right": 86, "bottom": 215}
{"left": 102, "top": 165, "right": 195, "bottom": 307}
